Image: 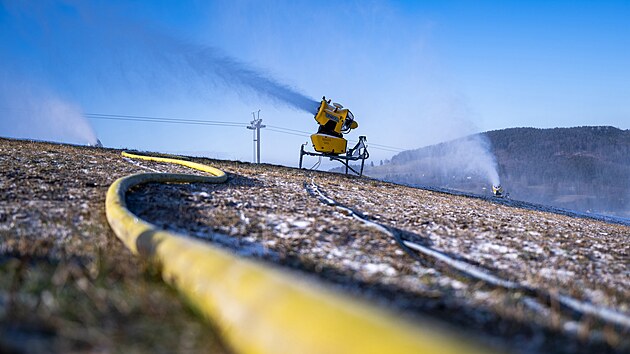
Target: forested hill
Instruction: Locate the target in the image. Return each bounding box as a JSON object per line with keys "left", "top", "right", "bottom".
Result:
{"left": 363, "top": 126, "right": 630, "bottom": 218}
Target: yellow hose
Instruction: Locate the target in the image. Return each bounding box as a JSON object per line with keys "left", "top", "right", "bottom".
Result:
{"left": 121, "top": 151, "right": 226, "bottom": 180}
{"left": 106, "top": 151, "right": 490, "bottom": 354}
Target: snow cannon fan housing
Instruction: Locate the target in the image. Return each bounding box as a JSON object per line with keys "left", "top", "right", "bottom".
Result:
{"left": 311, "top": 97, "right": 359, "bottom": 155}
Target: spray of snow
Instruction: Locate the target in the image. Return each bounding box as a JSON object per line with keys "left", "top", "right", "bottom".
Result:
{"left": 2, "top": 1, "right": 319, "bottom": 115}
{"left": 0, "top": 78, "right": 97, "bottom": 145}
{"left": 415, "top": 96, "right": 501, "bottom": 188}
{"left": 367, "top": 93, "right": 501, "bottom": 191}
{"left": 178, "top": 44, "right": 319, "bottom": 114}
{"left": 402, "top": 134, "right": 500, "bottom": 186}
{"left": 438, "top": 134, "right": 500, "bottom": 186}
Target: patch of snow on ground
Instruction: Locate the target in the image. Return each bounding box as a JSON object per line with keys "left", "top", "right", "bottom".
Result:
{"left": 363, "top": 263, "right": 397, "bottom": 276}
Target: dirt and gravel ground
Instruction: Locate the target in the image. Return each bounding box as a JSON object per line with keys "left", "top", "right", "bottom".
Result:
{"left": 1, "top": 137, "right": 629, "bottom": 353}
{"left": 0, "top": 138, "right": 227, "bottom": 353}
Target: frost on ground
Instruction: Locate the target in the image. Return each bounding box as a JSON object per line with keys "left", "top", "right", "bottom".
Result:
{"left": 127, "top": 151, "right": 628, "bottom": 353}
{"left": 1, "top": 137, "right": 628, "bottom": 353}
{"left": 0, "top": 138, "right": 227, "bottom": 353}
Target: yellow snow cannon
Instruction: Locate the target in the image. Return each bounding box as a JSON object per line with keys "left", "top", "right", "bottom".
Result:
{"left": 492, "top": 184, "right": 504, "bottom": 198}
{"left": 299, "top": 96, "right": 369, "bottom": 176}
{"left": 311, "top": 97, "right": 358, "bottom": 154}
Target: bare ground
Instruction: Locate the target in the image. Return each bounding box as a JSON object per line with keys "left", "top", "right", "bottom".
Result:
{"left": 1, "top": 137, "right": 629, "bottom": 353}
{"left": 0, "top": 138, "right": 226, "bottom": 353}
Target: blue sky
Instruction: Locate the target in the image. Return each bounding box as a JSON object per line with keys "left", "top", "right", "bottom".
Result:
{"left": 1, "top": 0, "right": 628, "bottom": 166}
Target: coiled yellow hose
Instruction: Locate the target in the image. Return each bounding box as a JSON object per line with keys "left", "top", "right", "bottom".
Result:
{"left": 105, "top": 151, "right": 488, "bottom": 354}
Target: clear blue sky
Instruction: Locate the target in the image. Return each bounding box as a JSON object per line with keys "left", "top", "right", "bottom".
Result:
{"left": 1, "top": 0, "right": 628, "bottom": 166}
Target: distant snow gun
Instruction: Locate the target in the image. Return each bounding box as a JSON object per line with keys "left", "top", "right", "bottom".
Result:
{"left": 492, "top": 184, "right": 507, "bottom": 198}
{"left": 299, "top": 96, "right": 369, "bottom": 176}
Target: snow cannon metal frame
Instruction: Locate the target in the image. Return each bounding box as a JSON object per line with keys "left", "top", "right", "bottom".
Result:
{"left": 300, "top": 136, "right": 369, "bottom": 176}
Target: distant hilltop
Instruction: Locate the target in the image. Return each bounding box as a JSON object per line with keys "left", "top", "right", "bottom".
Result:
{"left": 360, "top": 126, "right": 630, "bottom": 218}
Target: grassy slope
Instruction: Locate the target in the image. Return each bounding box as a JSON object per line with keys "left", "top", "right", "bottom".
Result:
{"left": 0, "top": 138, "right": 226, "bottom": 353}
{"left": 1, "top": 137, "right": 628, "bottom": 353}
